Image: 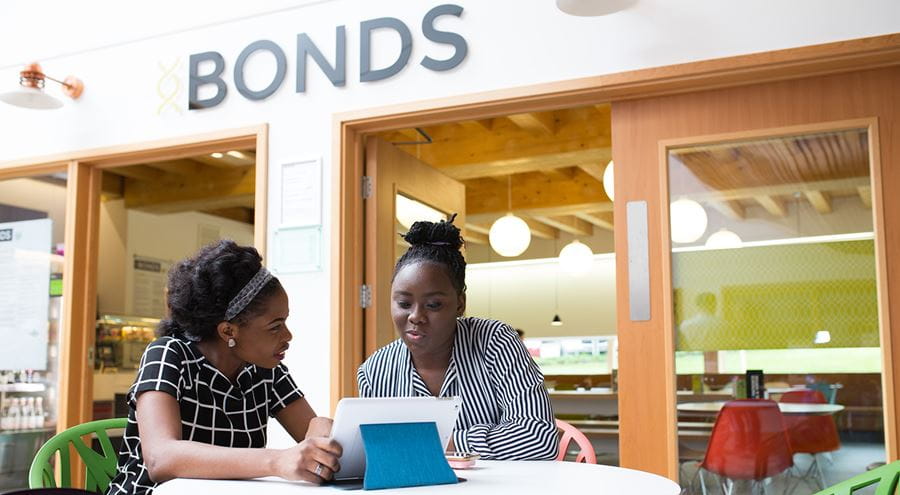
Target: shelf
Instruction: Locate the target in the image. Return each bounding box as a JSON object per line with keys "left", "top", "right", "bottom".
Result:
{"left": 0, "top": 383, "right": 45, "bottom": 393}
{"left": 0, "top": 427, "right": 54, "bottom": 435}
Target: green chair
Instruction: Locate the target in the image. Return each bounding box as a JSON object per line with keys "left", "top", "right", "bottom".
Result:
{"left": 28, "top": 418, "right": 127, "bottom": 494}
{"left": 813, "top": 460, "right": 900, "bottom": 495}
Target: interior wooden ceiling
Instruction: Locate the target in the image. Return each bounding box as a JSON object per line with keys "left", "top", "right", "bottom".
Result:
{"left": 381, "top": 113, "right": 872, "bottom": 245}
{"left": 99, "top": 149, "right": 256, "bottom": 224}
{"left": 380, "top": 105, "right": 614, "bottom": 245}
{"left": 671, "top": 129, "right": 871, "bottom": 219}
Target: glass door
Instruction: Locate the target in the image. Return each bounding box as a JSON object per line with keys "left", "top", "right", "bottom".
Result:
{"left": 667, "top": 126, "right": 887, "bottom": 494}
{"left": 0, "top": 172, "right": 67, "bottom": 491}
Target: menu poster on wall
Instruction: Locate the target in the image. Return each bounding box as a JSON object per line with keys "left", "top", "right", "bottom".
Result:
{"left": 133, "top": 255, "right": 173, "bottom": 318}
{"left": 281, "top": 158, "right": 322, "bottom": 227}
{"left": 0, "top": 218, "right": 52, "bottom": 370}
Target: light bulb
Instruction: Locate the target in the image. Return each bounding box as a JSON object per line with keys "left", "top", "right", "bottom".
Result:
{"left": 670, "top": 198, "right": 708, "bottom": 243}
{"left": 705, "top": 228, "right": 742, "bottom": 249}
{"left": 558, "top": 240, "right": 594, "bottom": 276}
{"left": 602, "top": 160, "right": 615, "bottom": 201}
{"left": 489, "top": 214, "right": 531, "bottom": 257}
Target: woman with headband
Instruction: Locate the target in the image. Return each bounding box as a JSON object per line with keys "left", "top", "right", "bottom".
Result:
{"left": 108, "top": 240, "right": 341, "bottom": 495}
{"left": 357, "top": 216, "right": 558, "bottom": 460}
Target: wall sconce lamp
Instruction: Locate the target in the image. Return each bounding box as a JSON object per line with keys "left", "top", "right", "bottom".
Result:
{"left": 0, "top": 63, "right": 84, "bottom": 110}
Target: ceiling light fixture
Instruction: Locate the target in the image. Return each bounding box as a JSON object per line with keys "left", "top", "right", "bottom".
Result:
{"left": 670, "top": 198, "right": 708, "bottom": 244}
{"left": 556, "top": 0, "right": 634, "bottom": 16}
{"left": 559, "top": 239, "right": 594, "bottom": 276}
{"left": 704, "top": 228, "right": 743, "bottom": 249}
{"left": 489, "top": 176, "right": 531, "bottom": 257}
{"left": 0, "top": 63, "right": 83, "bottom": 110}
{"left": 210, "top": 152, "right": 224, "bottom": 159}
{"left": 226, "top": 150, "right": 245, "bottom": 159}
{"left": 602, "top": 160, "right": 615, "bottom": 201}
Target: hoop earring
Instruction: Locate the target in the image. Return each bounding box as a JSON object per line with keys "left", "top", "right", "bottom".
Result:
{"left": 227, "top": 338, "right": 236, "bottom": 348}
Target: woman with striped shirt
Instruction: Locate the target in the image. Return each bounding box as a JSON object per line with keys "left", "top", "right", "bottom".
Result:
{"left": 357, "top": 217, "right": 558, "bottom": 460}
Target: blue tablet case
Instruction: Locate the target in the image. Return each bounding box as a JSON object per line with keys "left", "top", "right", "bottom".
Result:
{"left": 359, "top": 422, "right": 459, "bottom": 490}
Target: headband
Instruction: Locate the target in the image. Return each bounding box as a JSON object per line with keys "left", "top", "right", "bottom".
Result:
{"left": 225, "top": 267, "right": 274, "bottom": 321}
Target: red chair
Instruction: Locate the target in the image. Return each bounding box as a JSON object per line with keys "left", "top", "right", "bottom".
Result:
{"left": 699, "top": 400, "right": 793, "bottom": 494}
{"left": 555, "top": 419, "right": 597, "bottom": 464}
{"left": 781, "top": 389, "right": 841, "bottom": 490}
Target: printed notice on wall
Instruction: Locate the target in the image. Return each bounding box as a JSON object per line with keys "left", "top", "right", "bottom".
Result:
{"left": 0, "top": 219, "right": 52, "bottom": 370}
{"left": 281, "top": 158, "right": 322, "bottom": 227}
{"left": 133, "top": 255, "right": 172, "bottom": 318}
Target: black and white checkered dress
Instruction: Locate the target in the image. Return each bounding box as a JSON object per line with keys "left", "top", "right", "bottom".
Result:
{"left": 106, "top": 336, "right": 304, "bottom": 495}
{"left": 357, "top": 317, "right": 558, "bottom": 461}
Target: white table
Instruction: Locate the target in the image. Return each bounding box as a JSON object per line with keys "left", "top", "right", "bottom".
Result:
{"left": 677, "top": 401, "right": 844, "bottom": 415}
{"left": 154, "top": 460, "right": 681, "bottom": 494}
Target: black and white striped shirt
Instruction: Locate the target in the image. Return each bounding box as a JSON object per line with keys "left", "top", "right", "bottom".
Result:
{"left": 107, "top": 336, "right": 304, "bottom": 495}
{"left": 357, "top": 317, "right": 558, "bottom": 460}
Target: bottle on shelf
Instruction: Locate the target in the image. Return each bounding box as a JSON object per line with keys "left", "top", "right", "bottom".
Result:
{"left": 0, "top": 398, "right": 9, "bottom": 430}
{"left": 34, "top": 396, "right": 45, "bottom": 429}
{"left": 21, "top": 397, "right": 34, "bottom": 429}
{"left": 7, "top": 397, "right": 21, "bottom": 430}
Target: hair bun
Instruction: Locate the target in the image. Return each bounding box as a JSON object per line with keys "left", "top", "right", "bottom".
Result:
{"left": 402, "top": 214, "right": 464, "bottom": 251}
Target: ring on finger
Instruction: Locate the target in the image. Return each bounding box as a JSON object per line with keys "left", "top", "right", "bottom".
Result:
{"left": 314, "top": 463, "right": 323, "bottom": 476}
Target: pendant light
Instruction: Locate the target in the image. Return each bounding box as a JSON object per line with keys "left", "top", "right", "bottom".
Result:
{"left": 0, "top": 63, "right": 84, "bottom": 110}
{"left": 559, "top": 239, "right": 594, "bottom": 276}
{"left": 670, "top": 198, "right": 708, "bottom": 243}
{"left": 551, "top": 238, "right": 563, "bottom": 326}
{"left": 556, "top": 0, "right": 633, "bottom": 16}
{"left": 602, "top": 160, "right": 615, "bottom": 201}
{"left": 489, "top": 176, "right": 531, "bottom": 257}
{"left": 704, "top": 228, "right": 742, "bottom": 249}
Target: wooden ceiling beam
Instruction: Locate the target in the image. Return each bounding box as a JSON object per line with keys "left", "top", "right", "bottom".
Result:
{"left": 708, "top": 200, "right": 746, "bottom": 220}
{"left": 466, "top": 167, "right": 612, "bottom": 215}
{"left": 577, "top": 162, "right": 607, "bottom": 183}
{"left": 575, "top": 211, "right": 614, "bottom": 230}
{"left": 100, "top": 173, "right": 123, "bottom": 199}
{"left": 521, "top": 218, "right": 559, "bottom": 239}
{"left": 106, "top": 165, "right": 166, "bottom": 182}
{"left": 754, "top": 195, "right": 787, "bottom": 217}
{"left": 541, "top": 167, "right": 576, "bottom": 180}
{"left": 531, "top": 215, "right": 593, "bottom": 236}
{"left": 446, "top": 147, "right": 612, "bottom": 180}
{"left": 687, "top": 176, "right": 868, "bottom": 205}
{"left": 124, "top": 168, "right": 254, "bottom": 213}
{"left": 506, "top": 111, "right": 558, "bottom": 135}
{"left": 193, "top": 150, "right": 256, "bottom": 168}
{"left": 465, "top": 223, "right": 491, "bottom": 235}
{"left": 467, "top": 202, "right": 612, "bottom": 225}
{"left": 145, "top": 158, "right": 210, "bottom": 176}
{"left": 858, "top": 186, "right": 872, "bottom": 208}
{"left": 805, "top": 190, "right": 833, "bottom": 214}
{"left": 201, "top": 207, "right": 254, "bottom": 224}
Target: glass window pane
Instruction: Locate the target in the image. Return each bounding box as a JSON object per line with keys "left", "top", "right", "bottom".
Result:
{"left": 669, "top": 129, "right": 885, "bottom": 494}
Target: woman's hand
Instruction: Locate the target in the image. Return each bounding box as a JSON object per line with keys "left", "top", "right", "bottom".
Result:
{"left": 305, "top": 416, "right": 334, "bottom": 439}
{"left": 275, "top": 437, "right": 343, "bottom": 484}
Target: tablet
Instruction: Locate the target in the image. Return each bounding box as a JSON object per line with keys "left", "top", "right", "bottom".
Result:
{"left": 329, "top": 396, "right": 462, "bottom": 480}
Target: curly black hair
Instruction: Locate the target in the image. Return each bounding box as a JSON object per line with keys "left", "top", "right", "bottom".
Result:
{"left": 393, "top": 214, "right": 466, "bottom": 295}
{"left": 158, "top": 240, "right": 282, "bottom": 342}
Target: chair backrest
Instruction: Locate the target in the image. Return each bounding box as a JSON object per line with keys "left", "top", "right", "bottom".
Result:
{"left": 808, "top": 382, "right": 839, "bottom": 404}
{"left": 813, "top": 459, "right": 900, "bottom": 495}
{"left": 701, "top": 400, "right": 793, "bottom": 481}
{"left": 555, "top": 419, "right": 597, "bottom": 464}
{"left": 29, "top": 418, "right": 128, "bottom": 493}
{"left": 780, "top": 390, "right": 841, "bottom": 454}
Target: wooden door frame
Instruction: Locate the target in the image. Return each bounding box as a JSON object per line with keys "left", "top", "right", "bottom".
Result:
{"left": 0, "top": 124, "right": 269, "bottom": 438}
{"left": 331, "top": 34, "right": 900, "bottom": 477}
{"left": 655, "top": 118, "right": 892, "bottom": 477}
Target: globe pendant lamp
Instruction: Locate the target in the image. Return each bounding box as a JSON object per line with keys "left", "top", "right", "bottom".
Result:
{"left": 704, "top": 228, "right": 742, "bottom": 249}
{"left": 489, "top": 214, "right": 531, "bottom": 257}
{"left": 0, "top": 63, "right": 84, "bottom": 110}
{"left": 602, "top": 160, "right": 615, "bottom": 201}
{"left": 669, "top": 198, "right": 708, "bottom": 244}
{"left": 559, "top": 240, "right": 594, "bottom": 276}
{"left": 489, "top": 176, "right": 531, "bottom": 257}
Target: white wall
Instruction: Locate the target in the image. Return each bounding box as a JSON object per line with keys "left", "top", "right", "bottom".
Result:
{"left": 467, "top": 255, "right": 617, "bottom": 338}
{"left": 1, "top": 0, "right": 897, "bottom": 445}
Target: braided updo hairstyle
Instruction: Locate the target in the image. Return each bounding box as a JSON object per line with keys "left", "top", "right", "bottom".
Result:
{"left": 393, "top": 214, "right": 466, "bottom": 295}
{"left": 158, "top": 240, "right": 282, "bottom": 342}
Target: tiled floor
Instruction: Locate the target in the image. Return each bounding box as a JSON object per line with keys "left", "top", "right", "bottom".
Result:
{"left": 677, "top": 442, "right": 886, "bottom": 495}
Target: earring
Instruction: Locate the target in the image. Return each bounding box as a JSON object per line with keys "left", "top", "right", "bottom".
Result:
{"left": 227, "top": 338, "right": 236, "bottom": 348}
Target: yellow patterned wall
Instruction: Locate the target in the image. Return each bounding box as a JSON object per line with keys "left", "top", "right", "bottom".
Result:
{"left": 674, "top": 239, "right": 878, "bottom": 351}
